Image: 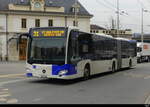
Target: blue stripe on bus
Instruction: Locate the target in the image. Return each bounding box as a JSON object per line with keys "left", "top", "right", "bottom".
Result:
{"left": 26, "top": 73, "right": 33, "bottom": 77}
{"left": 52, "top": 64, "right": 77, "bottom": 76}
{"left": 32, "top": 65, "right": 37, "bottom": 69}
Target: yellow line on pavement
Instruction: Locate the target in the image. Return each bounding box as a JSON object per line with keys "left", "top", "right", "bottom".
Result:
{"left": 0, "top": 74, "right": 25, "bottom": 78}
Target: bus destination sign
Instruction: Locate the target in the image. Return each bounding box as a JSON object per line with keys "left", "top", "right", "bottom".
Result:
{"left": 32, "top": 30, "right": 65, "bottom": 37}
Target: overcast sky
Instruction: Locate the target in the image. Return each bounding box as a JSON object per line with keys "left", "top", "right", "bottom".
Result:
{"left": 79, "top": 0, "right": 150, "bottom": 33}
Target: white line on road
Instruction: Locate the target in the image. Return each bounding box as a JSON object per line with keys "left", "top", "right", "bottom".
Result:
{"left": 145, "top": 94, "right": 150, "bottom": 104}
{"left": 144, "top": 76, "right": 150, "bottom": 80}
{"left": 0, "top": 94, "right": 11, "bottom": 98}
{"left": 6, "top": 99, "right": 18, "bottom": 104}
{"left": 0, "top": 78, "right": 32, "bottom": 87}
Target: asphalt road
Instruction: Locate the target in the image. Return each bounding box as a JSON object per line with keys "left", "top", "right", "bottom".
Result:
{"left": 0, "top": 62, "right": 150, "bottom": 104}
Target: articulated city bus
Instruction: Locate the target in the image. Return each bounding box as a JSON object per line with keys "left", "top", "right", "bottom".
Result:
{"left": 19, "top": 27, "right": 137, "bottom": 80}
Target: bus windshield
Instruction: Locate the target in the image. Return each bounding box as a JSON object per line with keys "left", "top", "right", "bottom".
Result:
{"left": 27, "top": 37, "right": 66, "bottom": 65}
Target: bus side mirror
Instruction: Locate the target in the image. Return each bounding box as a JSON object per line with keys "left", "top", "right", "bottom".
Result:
{"left": 17, "top": 33, "right": 30, "bottom": 51}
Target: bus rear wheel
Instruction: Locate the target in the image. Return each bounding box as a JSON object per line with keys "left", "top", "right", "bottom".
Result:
{"left": 83, "top": 65, "right": 91, "bottom": 80}
{"left": 112, "top": 62, "right": 116, "bottom": 73}
{"left": 129, "top": 60, "right": 132, "bottom": 68}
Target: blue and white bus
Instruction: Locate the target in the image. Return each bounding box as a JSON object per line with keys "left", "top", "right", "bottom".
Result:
{"left": 19, "top": 27, "right": 137, "bottom": 80}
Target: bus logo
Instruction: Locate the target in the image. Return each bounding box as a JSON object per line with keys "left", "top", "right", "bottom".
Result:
{"left": 42, "top": 70, "right": 46, "bottom": 74}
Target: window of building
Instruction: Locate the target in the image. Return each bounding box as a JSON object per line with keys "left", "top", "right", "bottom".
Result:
{"left": 35, "top": 19, "right": 40, "bottom": 27}
{"left": 48, "top": 19, "right": 53, "bottom": 27}
{"left": 72, "top": 7, "right": 75, "bottom": 13}
{"left": 72, "top": 7, "right": 80, "bottom": 13}
{"left": 21, "top": 18, "right": 27, "bottom": 28}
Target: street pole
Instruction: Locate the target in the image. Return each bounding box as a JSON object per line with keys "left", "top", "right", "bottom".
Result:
{"left": 74, "top": 0, "right": 78, "bottom": 27}
{"left": 116, "top": 0, "right": 121, "bottom": 69}
{"left": 6, "top": 13, "right": 8, "bottom": 61}
{"left": 141, "top": 8, "right": 149, "bottom": 50}
{"left": 141, "top": 8, "right": 144, "bottom": 44}
{"left": 141, "top": 8, "right": 144, "bottom": 52}
{"left": 117, "top": 0, "right": 120, "bottom": 37}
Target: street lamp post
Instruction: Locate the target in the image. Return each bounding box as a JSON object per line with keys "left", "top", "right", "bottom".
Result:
{"left": 141, "top": 8, "right": 148, "bottom": 50}
{"left": 141, "top": 8, "right": 144, "bottom": 46}
{"left": 117, "top": 0, "right": 120, "bottom": 37}
{"left": 74, "top": 0, "right": 78, "bottom": 27}
{"left": 6, "top": 13, "right": 8, "bottom": 61}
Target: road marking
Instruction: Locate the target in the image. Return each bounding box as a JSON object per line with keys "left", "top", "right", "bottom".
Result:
{"left": 0, "top": 92, "right": 9, "bottom": 94}
{"left": 2, "top": 89, "right": 9, "bottom": 91}
{"left": 0, "top": 73, "right": 25, "bottom": 78}
{"left": 0, "top": 87, "right": 19, "bottom": 104}
{"left": 33, "top": 98, "right": 42, "bottom": 102}
{"left": 0, "top": 94, "right": 11, "bottom": 98}
{"left": 0, "top": 98, "right": 7, "bottom": 102}
{"left": 6, "top": 99, "right": 18, "bottom": 104}
{"left": 0, "top": 78, "right": 31, "bottom": 87}
{"left": 145, "top": 94, "right": 150, "bottom": 104}
{"left": 144, "top": 76, "right": 150, "bottom": 80}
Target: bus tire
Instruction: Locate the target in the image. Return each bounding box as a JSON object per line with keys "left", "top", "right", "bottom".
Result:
{"left": 129, "top": 60, "right": 132, "bottom": 68}
{"left": 112, "top": 62, "right": 116, "bottom": 73}
{"left": 83, "top": 64, "right": 91, "bottom": 80}
{"left": 148, "top": 57, "right": 150, "bottom": 62}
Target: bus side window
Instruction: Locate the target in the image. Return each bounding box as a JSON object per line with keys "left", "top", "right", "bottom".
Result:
{"left": 82, "top": 44, "right": 89, "bottom": 53}
{"left": 78, "top": 33, "right": 93, "bottom": 58}
{"left": 71, "top": 31, "right": 79, "bottom": 57}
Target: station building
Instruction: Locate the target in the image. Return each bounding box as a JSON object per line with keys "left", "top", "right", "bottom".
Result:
{"left": 0, "top": 0, "right": 93, "bottom": 61}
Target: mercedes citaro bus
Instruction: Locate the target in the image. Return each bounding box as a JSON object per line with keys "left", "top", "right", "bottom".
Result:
{"left": 19, "top": 27, "right": 137, "bottom": 80}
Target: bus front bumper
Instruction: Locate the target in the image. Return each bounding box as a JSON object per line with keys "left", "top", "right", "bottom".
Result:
{"left": 26, "top": 73, "right": 79, "bottom": 80}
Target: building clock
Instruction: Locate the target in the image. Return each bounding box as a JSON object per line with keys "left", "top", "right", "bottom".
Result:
{"left": 34, "top": 2, "right": 41, "bottom": 8}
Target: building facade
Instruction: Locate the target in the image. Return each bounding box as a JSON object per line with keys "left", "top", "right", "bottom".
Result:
{"left": 132, "top": 33, "right": 150, "bottom": 43}
{"left": 90, "top": 24, "right": 132, "bottom": 39}
{"left": 0, "top": 0, "right": 93, "bottom": 61}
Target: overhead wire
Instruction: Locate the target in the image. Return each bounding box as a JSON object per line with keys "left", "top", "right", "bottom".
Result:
{"left": 95, "top": 0, "right": 150, "bottom": 31}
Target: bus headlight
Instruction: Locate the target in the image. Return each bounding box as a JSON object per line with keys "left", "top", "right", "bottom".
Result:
{"left": 59, "top": 70, "right": 68, "bottom": 76}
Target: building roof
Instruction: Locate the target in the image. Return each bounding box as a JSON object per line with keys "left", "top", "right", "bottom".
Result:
{"left": 90, "top": 24, "right": 107, "bottom": 30}
{"left": 0, "top": 0, "right": 93, "bottom": 17}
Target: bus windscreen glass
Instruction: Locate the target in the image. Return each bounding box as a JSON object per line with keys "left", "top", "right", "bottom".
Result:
{"left": 27, "top": 28, "right": 67, "bottom": 65}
